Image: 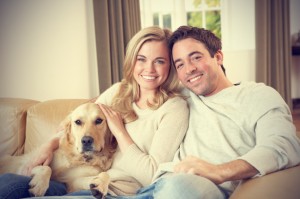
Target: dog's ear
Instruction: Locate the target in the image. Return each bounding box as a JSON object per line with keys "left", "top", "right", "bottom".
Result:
{"left": 105, "top": 128, "right": 117, "bottom": 151}
{"left": 58, "top": 113, "right": 74, "bottom": 145}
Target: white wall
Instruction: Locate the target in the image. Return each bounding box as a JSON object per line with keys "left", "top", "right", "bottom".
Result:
{"left": 290, "top": 0, "right": 300, "bottom": 99}
{"left": 221, "top": 0, "right": 255, "bottom": 83}
{"left": 0, "top": 0, "right": 98, "bottom": 101}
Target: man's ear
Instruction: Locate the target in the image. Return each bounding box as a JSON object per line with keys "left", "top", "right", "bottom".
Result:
{"left": 215, "top": 50, "right": 223, "bottom": 63}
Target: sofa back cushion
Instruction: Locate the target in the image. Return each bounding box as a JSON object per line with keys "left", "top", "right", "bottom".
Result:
{"left": 24, "top": 99, "right": 87, "bottom": 153}
{"left": 0, "top": 98, "right": 39, "bottom": 156}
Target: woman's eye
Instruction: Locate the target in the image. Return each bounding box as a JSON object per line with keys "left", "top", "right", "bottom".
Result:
{"left": 155, "top": 60, "right": 165, "bottom": 65}
{"left": 95, "top": 118, "right": 103, "bottom": 125}
{"left": 75, "top": 120, "right": 82, "bottom": 125}
{"left": 136, "top": 57, "right": 146, "bottom": 62}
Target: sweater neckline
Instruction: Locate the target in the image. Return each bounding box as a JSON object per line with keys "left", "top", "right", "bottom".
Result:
{"left": 198, "top": 82, "right": 244, "bottom": 100}
{"left": 132, "top": 103, "right": 153, "bottom": 116}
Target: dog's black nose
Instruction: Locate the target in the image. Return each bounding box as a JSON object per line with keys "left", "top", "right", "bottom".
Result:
{"left": 81, "top": 136, "right": 94, "bottom": 148}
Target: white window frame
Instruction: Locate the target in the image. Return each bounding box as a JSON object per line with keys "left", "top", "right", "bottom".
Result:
{"left": 139, "top": 0, "right": 222, "bottom": 31}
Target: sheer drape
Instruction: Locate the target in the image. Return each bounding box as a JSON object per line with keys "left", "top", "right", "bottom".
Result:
{"left": 93, "top": 0, "right": 141, "bottom": 93}
{"left": 255, "top": 0, "right": 292, "bottom": 108}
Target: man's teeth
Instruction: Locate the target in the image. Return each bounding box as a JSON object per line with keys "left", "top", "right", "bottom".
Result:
{"left": 189, "top": 76, "right": 201, "bottom": 83}
{"left": 142, "top": 75, "right": 156, "bottom": 80}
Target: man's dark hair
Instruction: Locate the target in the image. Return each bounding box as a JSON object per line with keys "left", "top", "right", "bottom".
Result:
{"left": 169, "top": 26, "right": 226, "bottom": 75}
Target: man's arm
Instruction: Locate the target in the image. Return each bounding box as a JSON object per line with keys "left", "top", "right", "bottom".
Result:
{"left": 22, "top": 133, "right": 61, "bottom": 176}
{"left": 174, "top": 156, "right": 258, "bottom": 184}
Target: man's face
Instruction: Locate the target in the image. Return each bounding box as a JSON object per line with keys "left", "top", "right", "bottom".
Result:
{"left": 172, "top": 38, "right": 223, "bottom": 96}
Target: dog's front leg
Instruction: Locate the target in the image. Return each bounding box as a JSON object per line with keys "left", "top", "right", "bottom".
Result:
{"left": 90, "top": 172, "right": 110, "bottom": 199}
{"left": 29, "top": 165, "right": 52, "bottom": 196}
{"left": 67, "top": 172, "right": 110, "bottom": 199}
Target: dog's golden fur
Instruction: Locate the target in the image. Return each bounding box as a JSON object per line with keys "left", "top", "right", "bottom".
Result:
{"left": 0, "top": 103, "right": 117, "bottom": 198}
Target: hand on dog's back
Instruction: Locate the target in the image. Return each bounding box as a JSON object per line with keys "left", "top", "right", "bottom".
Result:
{"left": 21, "top": 135, "right": 60, "bottom": 176}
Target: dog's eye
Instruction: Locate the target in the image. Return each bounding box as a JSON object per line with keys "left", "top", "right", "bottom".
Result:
{"left": 95, "top": 118, "right": 103, "bottom": 125}
{"left": 75, "top": 120, "right": 82, "bottom": 125}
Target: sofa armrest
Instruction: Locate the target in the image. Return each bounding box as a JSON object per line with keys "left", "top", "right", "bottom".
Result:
{"left": 230, "top": 165, "right": 300, "bottom": 199}
{"left": 0, "top": 98, "right": 39, "bottom": 156}
{"left": 24, "top": 99, "right": 88, "bottom": 153}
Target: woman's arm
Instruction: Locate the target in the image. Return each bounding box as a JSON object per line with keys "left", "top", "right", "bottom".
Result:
{"left": 118, "top": 98, "right": 189, "bottom": 186}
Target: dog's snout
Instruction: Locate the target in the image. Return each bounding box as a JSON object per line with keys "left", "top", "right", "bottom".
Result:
{"left": 81, "top": 136, "right": 94, "bottom": 147}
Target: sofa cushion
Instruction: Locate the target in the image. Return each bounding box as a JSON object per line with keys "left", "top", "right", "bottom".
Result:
{"left": 0, "top": 98, "right": 39, "bottom": 156}
{"left": 24, "top": 99, "right": 87, "bottom": 153}
{"left": 230, "top": 165, "right": 300, "bottom": 199}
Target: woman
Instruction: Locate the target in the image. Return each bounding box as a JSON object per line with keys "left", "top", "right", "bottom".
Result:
{"left": 0, "top": 26, "right": 189, "bottom": 199}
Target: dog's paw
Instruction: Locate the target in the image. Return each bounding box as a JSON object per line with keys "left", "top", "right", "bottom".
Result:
{"left": 28, "top": 177, "right": 49, "bottom": 196}
{"left": 90, "top": 183, "right": 104, "bottom": 199}
{"left": 28, "top": 166, "right": 51, "bottom": 196}
{"left": 89, "top": 172, "right": 110, "bottom": 199}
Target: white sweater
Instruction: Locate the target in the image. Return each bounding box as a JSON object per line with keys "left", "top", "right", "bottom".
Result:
{"left": 95, "top": 83, "right": 189, "bottom": 196}
{"left": 157, "top": 82, "right": 300, "bottom": 193}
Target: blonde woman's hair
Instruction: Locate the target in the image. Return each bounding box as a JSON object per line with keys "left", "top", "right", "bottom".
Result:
{"left": 111, "top": 26, "right": 182, "bottom": 123}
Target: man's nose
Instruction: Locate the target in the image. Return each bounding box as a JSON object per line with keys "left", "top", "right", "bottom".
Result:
{"left": 185, "top": 62, "right": 196, "bottom": 74}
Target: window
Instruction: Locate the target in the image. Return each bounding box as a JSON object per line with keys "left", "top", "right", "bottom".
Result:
{"left": 139, "top": 0, "right": 221, "bottom": 38}
{"left": 153, "top": 13, "right": 172, "bottom": 29}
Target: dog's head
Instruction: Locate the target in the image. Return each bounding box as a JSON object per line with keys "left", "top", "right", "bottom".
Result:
{"left": 60, "top": 103, "right": 115, "bottom": 155}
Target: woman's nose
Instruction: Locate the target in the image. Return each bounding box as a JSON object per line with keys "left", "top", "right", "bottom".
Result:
{"left": 145, "top": 62, "right": 155, "bottom": 72}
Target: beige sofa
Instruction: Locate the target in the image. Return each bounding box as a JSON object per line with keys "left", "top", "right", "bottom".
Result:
{"left": 0, "top": 98, "right": 300, "bottom": 198}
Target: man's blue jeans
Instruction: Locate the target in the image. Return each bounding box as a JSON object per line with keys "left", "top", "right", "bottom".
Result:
{"left": 23, "top": 173, "right": 228, "bottom": 199}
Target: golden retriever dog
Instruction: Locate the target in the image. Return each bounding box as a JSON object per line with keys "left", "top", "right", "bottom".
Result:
{"left": 0, "top": 103, "right": 117, "bottom": 199}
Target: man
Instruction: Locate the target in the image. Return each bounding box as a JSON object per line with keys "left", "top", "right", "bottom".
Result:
{"left": 130, "top": 26, "right": 300, "bottom": 198}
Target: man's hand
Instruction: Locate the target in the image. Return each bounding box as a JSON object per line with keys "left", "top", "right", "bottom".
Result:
{"left": 21, "top": 136, "right": 60, "bottom": 176}
{"left": 174, "top": 156, "right": 259, "bottom": 185}
{"left": 174, "top": 156, "right": 224, "bottom": 184}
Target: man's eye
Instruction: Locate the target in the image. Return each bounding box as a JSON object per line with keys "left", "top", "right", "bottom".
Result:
{"left": 176, "top": 63, "right": 183, "bottom": 69}
{"left": 75, "top": 120, "right": 82, "bottom": 125}
{"left": 192, "top": 55, "right": 201, "bottom": 62}
{"left": 95, "top": 118, "right": 103, "bottom": 125}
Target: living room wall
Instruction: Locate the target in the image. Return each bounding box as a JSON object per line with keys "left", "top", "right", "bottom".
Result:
{"left": 0, "top": 0, "right": 98, "bottom": 101}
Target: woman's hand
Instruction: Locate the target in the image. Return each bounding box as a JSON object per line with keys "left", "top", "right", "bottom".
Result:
{"left": 97, "top": 103, "right": 134, "bottom": 152}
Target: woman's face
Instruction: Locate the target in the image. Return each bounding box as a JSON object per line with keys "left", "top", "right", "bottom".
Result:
{"left": 133, "top": 40, "right": 170, "bottom": 94}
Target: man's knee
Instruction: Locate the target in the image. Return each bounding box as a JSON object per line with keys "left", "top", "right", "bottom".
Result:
{"left": 154, "top": 174, "right": 225, "bottom": 199}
